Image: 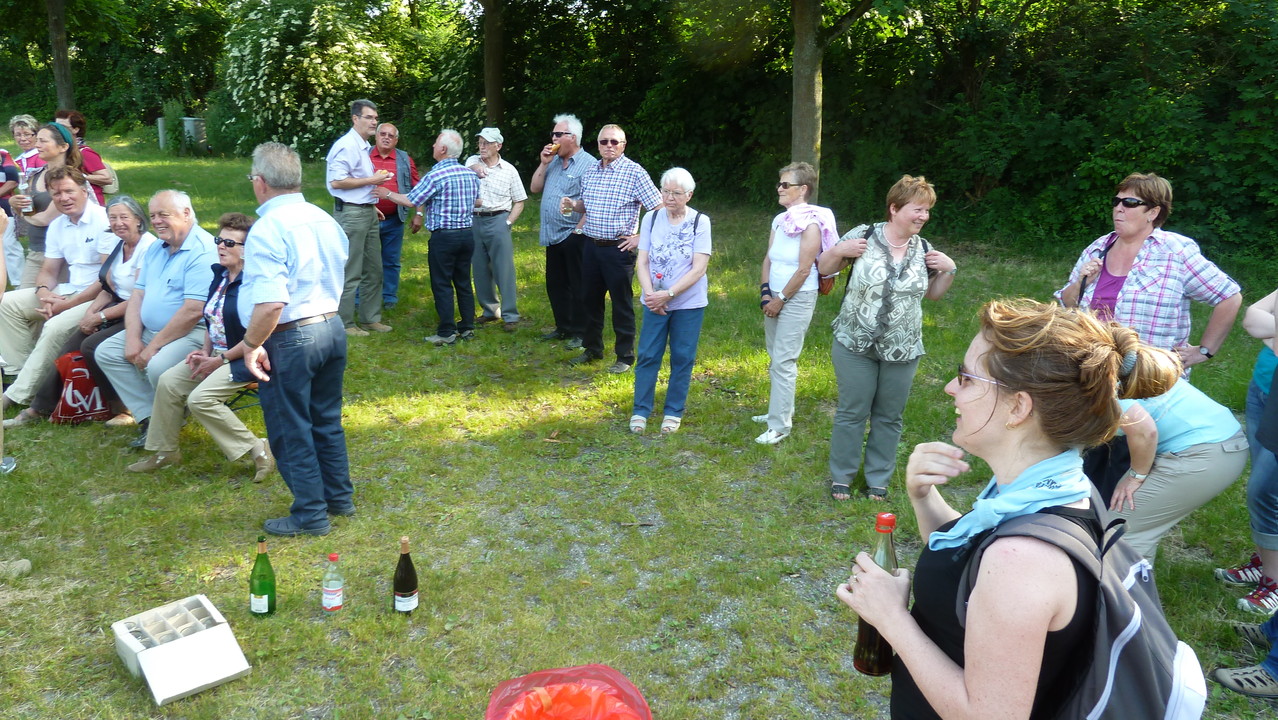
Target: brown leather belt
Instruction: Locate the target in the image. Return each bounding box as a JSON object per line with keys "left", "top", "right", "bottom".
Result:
{"left": 271, "top": 312, "right": 337, "bottom": 336}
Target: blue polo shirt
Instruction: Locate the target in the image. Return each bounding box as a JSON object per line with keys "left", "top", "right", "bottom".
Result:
{"left": 135, "top": 225, "right": 216, "bottom": 332}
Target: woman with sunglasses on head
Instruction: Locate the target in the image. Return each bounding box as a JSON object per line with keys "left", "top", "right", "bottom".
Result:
{"left": 753, "top": 161, "right": 835, "bottom": 445}
{"left": 1056, "top": 172, "right": 1241, "bottom": 365}
{"left": 837, "top": 298, "right": 1187, "bottom": 719}
{"left": 126, "top": 212, "right": 274, "bottom": 485}
{"left": 818, "top": 175, "right": 956, "bottom": 501}
{"left": 5, "top": 195, "right": 156, "bottom": 428}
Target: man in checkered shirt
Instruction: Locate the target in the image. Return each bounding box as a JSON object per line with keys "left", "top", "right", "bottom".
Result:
{"left": 563, "top": 124, "right": 661, "bottom": 374}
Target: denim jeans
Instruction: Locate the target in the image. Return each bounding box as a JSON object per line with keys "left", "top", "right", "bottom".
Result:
{"left": 427, "top": 227, "right": 476, "bottom": 337}
{"left": 1262, "top": 614, "right": 1278, "bottom": 681}
{"left": 258, "top": 315, "right": 351, "bottom": 528}
{"left": 632, "top": 306, "right": 705, "bottom": 419}
{"left": 380, "top": 214, "right": 405, "bottom": 307}
{"left": 1246, "top": 380, "right": 1278, "bottom": 551}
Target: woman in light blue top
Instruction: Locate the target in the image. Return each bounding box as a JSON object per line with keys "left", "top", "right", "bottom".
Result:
{"left": 630, "top": 168, "right": 711, "bottom": 434}
{"left": 1110, "top": 379, "right": 1248, "bottom": 559}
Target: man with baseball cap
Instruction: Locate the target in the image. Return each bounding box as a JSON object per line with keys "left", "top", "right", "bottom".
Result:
{"left": 465, "top": 127, "right": 527, "bottom": 331}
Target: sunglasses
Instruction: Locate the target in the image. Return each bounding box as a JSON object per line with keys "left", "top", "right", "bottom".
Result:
{"left": 777, "top": 181, "right": 804, "bottom": 190}
{"left": 552, "top": 131, "right": 574, "bottom": 138}
{"left": 214, "top": 236, "right": 245, "bottom": 248}
{"left": 1112, "top": 196, "right": 1152, "bottom": 209}
{"left": 957, "top": 363, "right": 1005, "bottom": 388}
{"left": 598, "top": 138, "right": 624, "bottom": 146}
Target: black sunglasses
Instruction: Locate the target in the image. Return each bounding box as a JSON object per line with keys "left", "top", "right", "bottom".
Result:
{"left": 214, "top": 236, "right": 245, "bottom": 247}
{"left": 1112, "top": 196, "right": 1152, "bottom": 209}
{"left": 552, "top": 131, "right": 573, "bottom": 138}
{"left": 777, "top": 181, "right": 804, "bottom": 190}
{"left": 598, "top": 138, "right": 623, "bottom": 146}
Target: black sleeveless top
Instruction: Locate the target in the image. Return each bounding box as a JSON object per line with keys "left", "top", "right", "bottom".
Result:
{"left": 890, "top": 506, "right": 1098, "bottom": 719}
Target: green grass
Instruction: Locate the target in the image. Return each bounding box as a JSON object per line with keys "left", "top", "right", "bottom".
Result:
{"left": 0, "top": 132, "right": 1272, "bottom": 718}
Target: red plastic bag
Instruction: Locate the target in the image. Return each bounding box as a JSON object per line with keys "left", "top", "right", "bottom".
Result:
{"left": 51, "top": 351, "right": 111, "bottom": 424}
{"left": 485, "top": 664, "right": 652, "bottom": 720}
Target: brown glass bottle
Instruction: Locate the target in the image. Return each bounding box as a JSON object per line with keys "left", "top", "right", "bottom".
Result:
{"left": 853, "top": 512, "right": 898, "bottom": 676}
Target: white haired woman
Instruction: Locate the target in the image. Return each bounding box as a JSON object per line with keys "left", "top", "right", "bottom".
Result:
{"left": 629, "top": 167, "right": 711, "bottom": 434}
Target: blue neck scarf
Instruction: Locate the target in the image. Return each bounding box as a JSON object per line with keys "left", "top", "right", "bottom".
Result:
{"left": 927, "top": 449, "right": 1091, "bottom": 551}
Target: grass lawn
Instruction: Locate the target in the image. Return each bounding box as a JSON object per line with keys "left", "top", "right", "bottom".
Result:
{"left": 0, "top": 134, "right": 1273, "bottom": 719}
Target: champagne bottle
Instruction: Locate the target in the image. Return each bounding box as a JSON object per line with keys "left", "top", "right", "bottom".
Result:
{"left": 249, "top": 536, "right": 276, "bottom": 616}
{"left": 853, "top": 512, "right": 899, "bottom": 676}
{"left": 322, "top": 553, "right": 344, "bottom": 612}
{"left": 393, "top": 536, "right": 419, "bottom": 615}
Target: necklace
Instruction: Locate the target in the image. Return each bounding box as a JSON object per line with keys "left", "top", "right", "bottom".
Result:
{"left": 886, "top": 235, "right": 909, "bottom": 249}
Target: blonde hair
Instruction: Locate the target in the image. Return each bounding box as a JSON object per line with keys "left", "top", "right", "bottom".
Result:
{"left": 979, "top": 298, "right": 1181, "bottom": 448}
{"left": 885, "top": 175, "right": 936, "bottom": 220}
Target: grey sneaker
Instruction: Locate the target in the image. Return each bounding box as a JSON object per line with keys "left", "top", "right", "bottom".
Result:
{"left": 0, "top": 457, "right": 15, "bottom": 474}
{"left": 565, "top": 337, "right": 584, "bottom": 350}
{"left": 1213, "top": 664, "right": 1278, "bottom": 698}
{"left": 425, "top": 333, "right": 457, "bottom": 346}
{"left": 608, "top": 361, "right": 631, "bottom": 374}
{"left": 458, "top": 330, "right": 476, "bottom": 341}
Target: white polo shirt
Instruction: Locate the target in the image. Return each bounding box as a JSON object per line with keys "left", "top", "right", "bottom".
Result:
{"left": 45, "top": 202, "right": 114, "bottom": 296}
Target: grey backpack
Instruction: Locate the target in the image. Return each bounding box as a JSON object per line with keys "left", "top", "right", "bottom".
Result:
{"left": 957, "top": 502, "right": 1206, "bottom": 720}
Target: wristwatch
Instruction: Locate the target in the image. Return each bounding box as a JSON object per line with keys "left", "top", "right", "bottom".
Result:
{"left": 220, "top": 353, "right": 230, "bottom": 365}
{"left": 666, "top": 289, "right": 675, "bottom": 299}
{"left": 777, "top": 290, "right": 789, "bottom": 303}
{"left": 1199, "top": 346, "right": 1214, "bottom": 359}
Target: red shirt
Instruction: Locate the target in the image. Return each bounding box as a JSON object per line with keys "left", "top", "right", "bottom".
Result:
{"left": 369, "top": 147, "right": 419, "bottom": 217}
{"left": 80, "top": 144, "right": 107, "bottom": 205}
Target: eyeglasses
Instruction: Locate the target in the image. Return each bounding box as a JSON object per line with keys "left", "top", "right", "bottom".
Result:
{"left": 777, "top": 181, "right": 804, "bottom": 190}
{"left": 1112, "top": 196, "right": 1151, "bottom": 209}
{"left": 957, "top": 363, "right": 1005, "bottom": 388}
{"left": 12, "top": 131, "right": 34, "bottom": 140}
{"left": 214, "top": 236, "right": 245, "bottom": 247}
{"left": 661, "top": 189, "right": 688, "bottom": 197}
{"left": 246, "top": 174, "right": 259, "bottom": 182}
{"left": 598, "top": 138, "right": 624, "bottom": 146}
{"left": 552, "top": 131, "right": 574, "bottom": 138}
{"left": 359, "top": 114, "right": 378, "bottom": 121}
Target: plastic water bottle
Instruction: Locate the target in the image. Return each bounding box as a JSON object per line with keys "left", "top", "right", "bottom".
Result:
{"left": 321, "top": 553, "right": 344, "bottom": 612}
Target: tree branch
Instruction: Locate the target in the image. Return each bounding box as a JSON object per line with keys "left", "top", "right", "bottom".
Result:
{"left": 819, "top": 0, "right": 876, "bottom": 47}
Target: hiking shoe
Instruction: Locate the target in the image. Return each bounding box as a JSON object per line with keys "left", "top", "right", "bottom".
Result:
{"left": 1237, "top": 577, "right": 1278, "bottom": 615}
{"left": 1213, "top": 665, "right": 1278, "bottom": 698}
{"left": 608, "top": 361, "right": 631, "bottom": 374}
{"left": 565, "top": 337, "right": 583, "bottom": 350}
{"left": 425, "top": 333, "right": 457, "bottom": 346}
{"left": 1231, "top": 621, "right": 1272, "bottom": 651}
{"left": 1217, "top": 553, "right": 1265, "bottom": 586}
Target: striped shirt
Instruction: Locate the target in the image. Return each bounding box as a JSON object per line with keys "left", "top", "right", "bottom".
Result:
{"left": 581, "top": 155, "right": 661, "bottom": 239}
{"left": 537, "top": 150, "right": 595, "bottom": 247}
{"left": 406, "top": 159, "right": 481, "bottom": 231}
{"left": 1056, "top": 229, "right": 1240, "bottom": 351}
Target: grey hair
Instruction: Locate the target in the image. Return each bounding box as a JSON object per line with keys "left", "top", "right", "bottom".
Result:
{"left": 350, "top": 99, "right": 377, "bottom": 117}
{"left": 251, "top": 142, "right": 303, "bottom": 190}
{"left": 554, "top": 113, "right": 584, "bottom": 141}
{"left": 151, "top": 189, "right": 198, "bottom": 224}
{"left": 8, "top": 114, "right": 38, "bottom": 136}
{"left": 376, "top": 122, "right": 398, "bottom": 138}
{"left": 438, "top": 129, "right": 463, "bottom": 158}
{"left": 660, "top": 167, "right": 695, "bottom": 193}
{"left": 105, "top": 195, "right": 150, "bottom": 235}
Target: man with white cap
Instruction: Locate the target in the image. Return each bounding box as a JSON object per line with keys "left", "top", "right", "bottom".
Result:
{"left": 465, "top": 127, "right": 526, "bottom": 331}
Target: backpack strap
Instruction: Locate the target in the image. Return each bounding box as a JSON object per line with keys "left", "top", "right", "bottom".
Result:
{"left": 955, "top": 503, "right": 1105, "bottom": 628}
{"left": 841, "top": 224, "right": 875, "bottom": 297}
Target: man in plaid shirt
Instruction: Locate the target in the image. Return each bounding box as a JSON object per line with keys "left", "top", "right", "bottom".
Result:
{"left": 380, "top": 129, "right": 480, "bottom": 345}
{"left": 563, "top": 124, "right": 661, "bottom": 374}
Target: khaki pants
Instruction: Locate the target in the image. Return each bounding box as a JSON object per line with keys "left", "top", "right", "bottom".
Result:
{"left": 147, "top": 361, "right": 258, "bottom": 460}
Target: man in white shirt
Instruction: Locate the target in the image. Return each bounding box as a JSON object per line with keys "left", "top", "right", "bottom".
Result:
{"left": 465, "top": 127, "right": 527, "bottom": 330}
{"left": 0, "top": 166, "right": 112, "bottom": 408}
{"left": 326, "top": 99, "right": 392, "bottom": 337}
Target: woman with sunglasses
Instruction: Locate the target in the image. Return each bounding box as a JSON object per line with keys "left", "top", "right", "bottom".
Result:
{"left": 818, "top": 175, "right": 956, "bottom": 501}
{"left": 5, "top": 195, "right": 156, "bottom": 428}
{"left": 126, "top": 213, "right": 274, "bottom": 484}
{"left": 837, "top": 298, "right": 1187, "bottom": 719}
{"left": 8, "top": 122, "right": 87, "bottom": 288}
{"left": 1056, "top": 172, "right": 1240, "bottom": 366}
{"left": 753, "top": 161, "right": 833, "bottom": 445}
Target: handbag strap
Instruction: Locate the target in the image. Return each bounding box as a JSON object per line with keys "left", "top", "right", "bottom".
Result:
{"left": 98, "top": 238, "right": 126, "bottom": 303}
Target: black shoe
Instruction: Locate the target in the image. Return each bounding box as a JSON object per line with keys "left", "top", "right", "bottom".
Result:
{"left": 328, "top": 504, "right": 356, "bottom": 517}
{"left": 540, "top": 330, "right": 568, "bottom": 341}
{"left": 476, "top": 315, "right": 500, "bottom": 325}
{"left": 569, "top": 351, "right": 602, "bottom": 365}
{"left": 128, "top": 418, "right": 150, "bottom": 449}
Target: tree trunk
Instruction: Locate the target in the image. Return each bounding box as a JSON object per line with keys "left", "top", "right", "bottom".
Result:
{"left": 481, "top": 0, "right": 504, "bottom": 126}
{"left": 46, "top": 0, "right": 75, "bottom": 110}
{"left": 791, "top": 0, "right": 822, "bottom": 199}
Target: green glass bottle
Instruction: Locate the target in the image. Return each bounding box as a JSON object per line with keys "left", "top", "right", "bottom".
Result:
{"left": 249, "top": 535, "right": 276, "bottom": 616}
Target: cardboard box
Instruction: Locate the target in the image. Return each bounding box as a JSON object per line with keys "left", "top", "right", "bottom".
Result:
{"left": 111, "top": 594, "right": 252, "bottom": 706}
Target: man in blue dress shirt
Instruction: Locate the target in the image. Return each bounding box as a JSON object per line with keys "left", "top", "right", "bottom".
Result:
{"left": 240, "top": 142, "right": 352, "bottom": 537}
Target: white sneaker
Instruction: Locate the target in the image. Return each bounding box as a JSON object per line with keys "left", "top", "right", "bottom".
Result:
{"left": 751, "top": 414, "right": 769, "bottom": 423}
{"left": 755, "top": 429, "right": 789, "bottom": 445}
{"left": 424, "top": 333, "right": 457, "bottom": 346}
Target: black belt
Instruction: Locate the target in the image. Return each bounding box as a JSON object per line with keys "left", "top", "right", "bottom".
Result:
{"left": 333, "top": 198, "right": 375, "bottom": 210}
{"left": 271, "top": 312, "right": 337, "bottom": 336}
{"left": 588, "top": 236, "right": 622, "bottom": 247}
{"left": 474, "top": 210, "right": 508, "bottom": 217}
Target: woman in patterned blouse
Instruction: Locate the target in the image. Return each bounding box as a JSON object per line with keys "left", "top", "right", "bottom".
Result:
{"left": 817, "top": 175, "right": 956, "bottom": 501}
